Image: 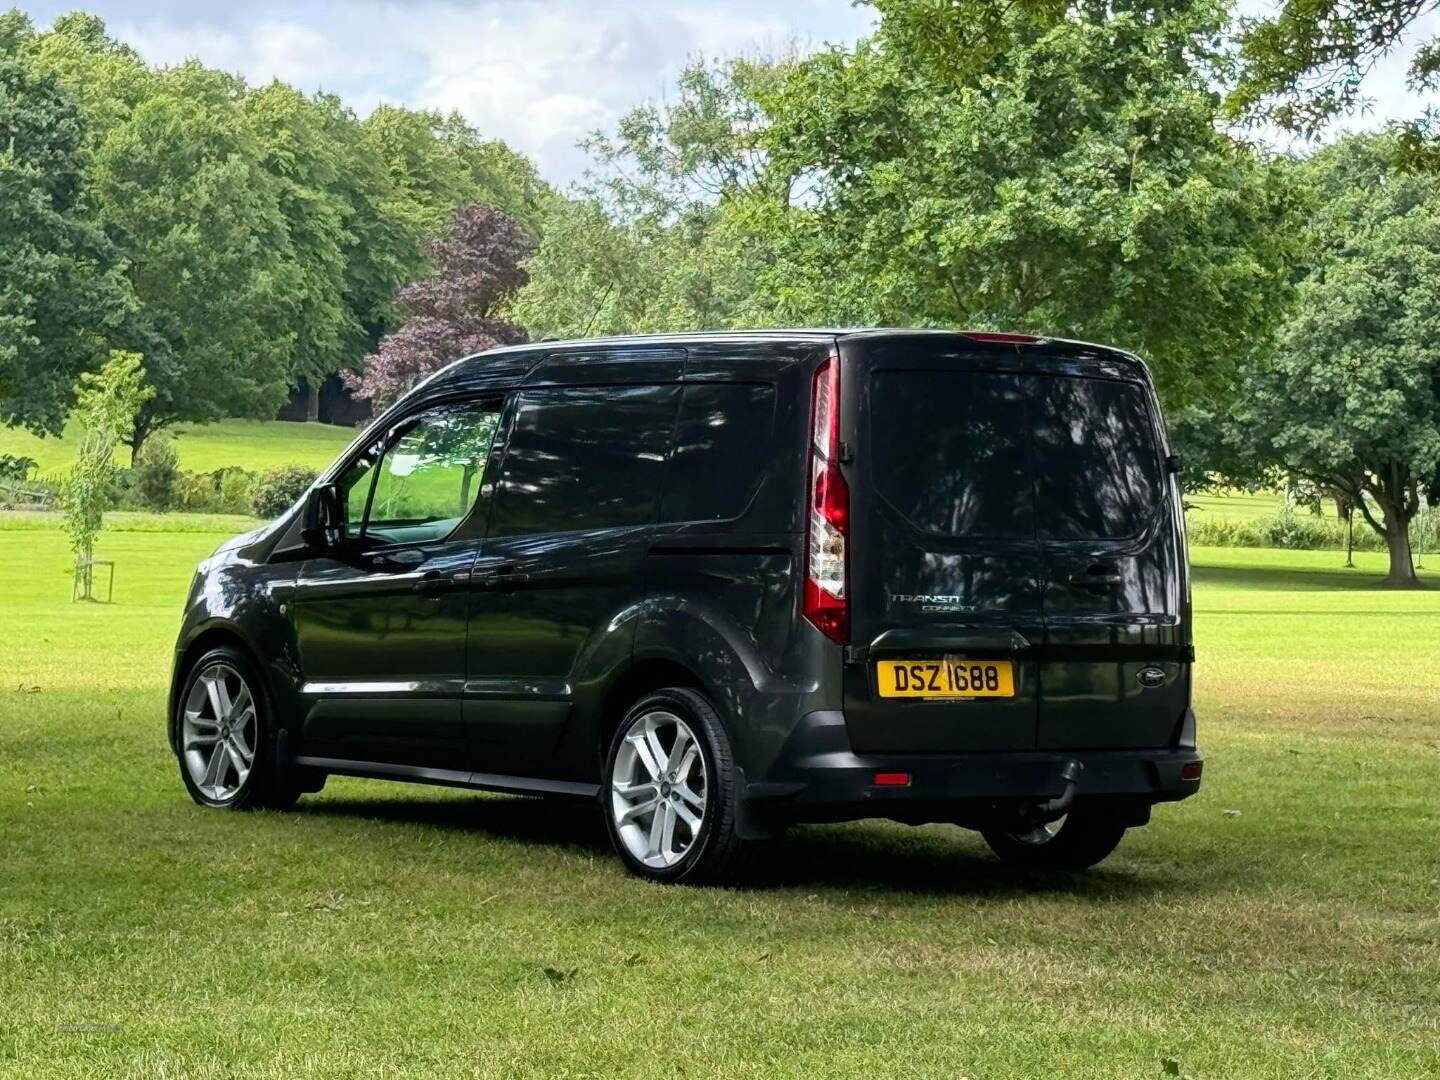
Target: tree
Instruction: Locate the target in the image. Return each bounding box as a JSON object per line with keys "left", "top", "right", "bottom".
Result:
{"left": 510, "top": 57, "right": 793, "bottom": 338}
{"left": 87, "top": 61, "right": 300, "bottom": 453}
{"left": 242, "top": 82, "right": 357, "bottom": 422}
{"left": 0, "top": 56, "right": 133, "bottom": 435}
{"left": 1228, "top": 0, "right": 1440, "bottom": 160}
{"left": 61, "top": 350, "right": 152, "bottom": 600}
{"left": 1218, "top": 136, "right": 1440, "bottom": 587}
{"left": 344, "top": 205, "right": 533, "bottom": 411}
{"left": 755, "top": 0, "right": 1300, "bottom": 408}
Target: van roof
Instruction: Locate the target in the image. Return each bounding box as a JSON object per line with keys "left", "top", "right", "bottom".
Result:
{"left": 465, "top": 327, "right": 1140, "bottom": 357}
{"left": 420, "top": 328, "right": 1151, "bottom": 395}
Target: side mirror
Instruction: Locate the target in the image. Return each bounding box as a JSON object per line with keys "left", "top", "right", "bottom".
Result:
{"left": 301, "top": 483, "right": 346, "bottom": 550}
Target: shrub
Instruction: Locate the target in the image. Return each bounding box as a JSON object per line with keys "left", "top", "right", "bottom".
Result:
{"left": 133, "top": 436, "right": 181, "bottom": 511}
{"left": 217, "top": 468, "right": 256, "bottom": 514}
{"left": 0, "top": 454, "right": 38, "bottom": 483}
{"left": 1185, "top": 505, "right": 1389, "bottom": 552}
{"left": 251, "top": 464, "right": 318, "bottom": 518}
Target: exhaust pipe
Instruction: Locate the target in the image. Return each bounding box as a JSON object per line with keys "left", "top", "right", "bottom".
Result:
{"left": 1025, "top": 758, "right": 1084, "bottom": 824}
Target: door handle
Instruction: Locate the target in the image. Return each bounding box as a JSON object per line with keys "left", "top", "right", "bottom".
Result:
{"left": 412, "top": 570, "right": 466, "bottom": 596}
{"left": 475, "top": 564, "right": 530, "bottom": 589}
{"left": 1067, "top": 571, "right": 1123, "bottom": 587}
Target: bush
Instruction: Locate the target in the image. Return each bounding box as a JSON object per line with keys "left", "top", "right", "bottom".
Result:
{"left": 133, "top": 436, "right": 181, "bottom": 511}
{"left": 251, "top": 464, "right": 318, "bottom": 518}
{"left": 1185, "top": 505, "right": 1388, "bottom": 552}
{"left": 0, "top": 454, "right": 37, "bottom": 483}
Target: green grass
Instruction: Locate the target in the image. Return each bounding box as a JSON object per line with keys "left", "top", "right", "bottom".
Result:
{"left": 1, "top": 418, "right": 355, "bottom": 479}
{"left": 1, "top": 527, "right": 1438, "bottom": 1078}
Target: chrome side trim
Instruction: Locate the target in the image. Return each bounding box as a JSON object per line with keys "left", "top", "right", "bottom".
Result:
{"left": 462, "top": 677, "right": 572, "bottom": 700}
{"left": 301, "top": 678, "right": 464, "bottom": 696}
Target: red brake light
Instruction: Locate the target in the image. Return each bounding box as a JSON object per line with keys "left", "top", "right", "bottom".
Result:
{"left": 803, "top": 357, "right": 848, "bottom": 644}
{"left": 872, "top": 772, "right": 911, "bottom": 787}
{"left": 961, "top": 331, "right": 1043, "bottom": 344}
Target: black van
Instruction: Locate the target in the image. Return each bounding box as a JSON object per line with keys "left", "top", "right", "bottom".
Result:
{"left": 169, "top": 330, "right": 1201, "bottom": 883}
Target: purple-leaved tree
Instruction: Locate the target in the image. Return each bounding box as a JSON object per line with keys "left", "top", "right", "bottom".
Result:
{"left": 344, "top": 204, "right": 534, "bottom": 412}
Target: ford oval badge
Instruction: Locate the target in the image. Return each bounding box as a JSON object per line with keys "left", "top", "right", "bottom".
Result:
{"left": 1137, "top": 666, "right": 1167, "bottom": 688}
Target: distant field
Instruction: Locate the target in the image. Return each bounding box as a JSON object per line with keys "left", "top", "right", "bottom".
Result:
{"left": 1186, "top": 490, "right": 1348, "bottom": 522}
{"left": 0, "top": 418, "right": 356, "bottom": 478}
{"left": 1, "top": 523, "right": 1437, "bottom": 1077}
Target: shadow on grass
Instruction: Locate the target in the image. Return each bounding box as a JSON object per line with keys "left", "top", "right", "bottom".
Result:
{"left": 295, "top": 791, "right": 1214, "bottom": 900}
{"left": 1191, "top": 562, "right": 1429, "bottom": 592}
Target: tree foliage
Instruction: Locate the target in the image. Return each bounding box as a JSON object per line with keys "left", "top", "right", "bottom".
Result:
{"left": 753, "top": 0, "right": 1300, "bottom": 407}
{"left": 510, "top": 57, "right": 790, "bottom": 339}
{"left": 1228, "top": 0, "right": 1440, "bottom": 152}
{"left": 1209, "top": 136, "right": 1440, "bottom": 587}
{"left": 344, "top": 205, "right": 533, "bottom": 411}
{"left": 7, "top": 11, "right": 548, "bottom": 447}
{"left": 0, "top": 54, "right": 132, "bottom": 435}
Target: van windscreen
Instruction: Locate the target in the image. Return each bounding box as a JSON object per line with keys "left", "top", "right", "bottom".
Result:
{"left": 869, "top": 370, "right": 1163, "bottom": 541}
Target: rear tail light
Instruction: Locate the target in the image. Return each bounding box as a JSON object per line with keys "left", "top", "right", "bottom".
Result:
{"left": 1181, "top": 761, "right": 1203, "bottom": 781}
{"left": 803, "top": 356, "right": 848, "bottom": 644}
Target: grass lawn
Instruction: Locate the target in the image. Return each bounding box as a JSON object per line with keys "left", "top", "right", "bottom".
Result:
{"left": 1, "top": 418, "right": 356, "bottom": 479}
{"left": 1, "top": 526, "right": 1437, "bottom": 1078}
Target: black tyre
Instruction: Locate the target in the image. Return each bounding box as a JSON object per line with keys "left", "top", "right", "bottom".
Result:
{"left": 601, "top": 687, "right": 755, "bottom": 885}
{"left": 981, "top": 810, "right": 1128, "bottom": 870}
{"left": 174, "top": 645, "right": 307, "bottom": 811}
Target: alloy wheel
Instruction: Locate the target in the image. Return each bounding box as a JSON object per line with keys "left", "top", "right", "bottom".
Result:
{"left": 609, "top": 709, "right": 707, "bottom": 869}
{"left": 181, "top": 661, "right": 257, "bottom": 803}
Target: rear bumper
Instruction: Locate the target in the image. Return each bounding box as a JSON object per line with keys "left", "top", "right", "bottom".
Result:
{"left": 746, "top": 709, "right": 1202, "bottom": 825}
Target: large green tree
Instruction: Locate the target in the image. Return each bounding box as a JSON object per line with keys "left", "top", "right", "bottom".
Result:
{"left": 755, "top": 0, "right": 1299, "bottom": 407}
{"left": 1215, "top": 136, "right": 1440, "bottom": 587}
{"left": 0, "top": 53, "right": 132, "bottom": 435}
{"left": 90, "top": 61, "right": 299, "bottom": 452}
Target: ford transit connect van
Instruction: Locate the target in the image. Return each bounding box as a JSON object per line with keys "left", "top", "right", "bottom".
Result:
{"left": 169, "top": 330, "right": 1201, "bottom": 883}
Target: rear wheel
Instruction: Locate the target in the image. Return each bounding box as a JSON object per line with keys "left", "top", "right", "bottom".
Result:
{"left": 981, "top": 810, "right": 1128, "bottom": 870}
{"left": 602, "top": 687, "right": 754, "bottom": 884}
{"left": 175, "top": 646, "right": 308, "bottom": 810}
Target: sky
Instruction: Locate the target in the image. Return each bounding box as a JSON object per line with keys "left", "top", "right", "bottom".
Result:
{"left": 16, "top": 0, "right": 1440, "bottom": 187}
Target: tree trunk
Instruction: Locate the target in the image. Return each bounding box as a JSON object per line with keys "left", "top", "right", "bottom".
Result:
{"left": 1383, "top": 520, "right": 1421, "bottom": 588}
{"left": 304, "top": 382, "right": 321, "bottom": 423}
{"left": 1344, "top": 509, "right": 1354, "bottom": 569}
{"left": 127, "top": 424, "right": 148, "bottom": 465}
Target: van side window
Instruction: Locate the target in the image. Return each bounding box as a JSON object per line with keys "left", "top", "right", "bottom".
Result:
{"left": 489, "top": 385, "right": 680, "bottom": 537}
{"left": 869, "top": 371, "right": 1034, "bottom": 539}
{"left": 1030, "top": 376, "right": 1162, "bottom": 540}
{"left": 336, "top": 399, "right": 502, "bottom": 545}
{"left": 660, "top": 383, "right": 775, "bottom": 523}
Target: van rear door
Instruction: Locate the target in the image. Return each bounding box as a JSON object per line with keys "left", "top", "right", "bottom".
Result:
{"left": 842, "top": 335, "right": 1187, "bottom": 755}
{"left": 1028, "top": 366, "right": 1188, "bottom": 749}
{"left": 844, "top": 339, "right": 1043, "bottom": 753}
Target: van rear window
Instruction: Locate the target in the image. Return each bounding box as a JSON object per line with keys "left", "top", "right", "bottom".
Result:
{"left": 869, "top": 370, "right": 1163, "bottom": 541}
{"left": 1030, "top": 376, "right": 1162, "bottom": 540}
{"left": 870, "top": 371, "right": 1034, "bottom": 539}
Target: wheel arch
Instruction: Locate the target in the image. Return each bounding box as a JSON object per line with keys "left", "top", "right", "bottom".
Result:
{"left": 594, "top": 656, "right": 709, "bottom": 764}
{"left": 168, "top": 622, "right": 269, "bottom": 753}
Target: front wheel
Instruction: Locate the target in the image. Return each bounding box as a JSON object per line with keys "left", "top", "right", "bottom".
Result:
{"left": 602, "top": 687, "right": 755, "bottom": 885}
{"left": 175, "top": 646, "right": 307, "bottom": 811}
{"left": 981, "top": 810, "right": 1128, "bottom": 870}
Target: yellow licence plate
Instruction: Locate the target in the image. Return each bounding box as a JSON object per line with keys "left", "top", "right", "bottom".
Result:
{"left": 876, "top": 659, "right": 1015, "bottom": 699}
